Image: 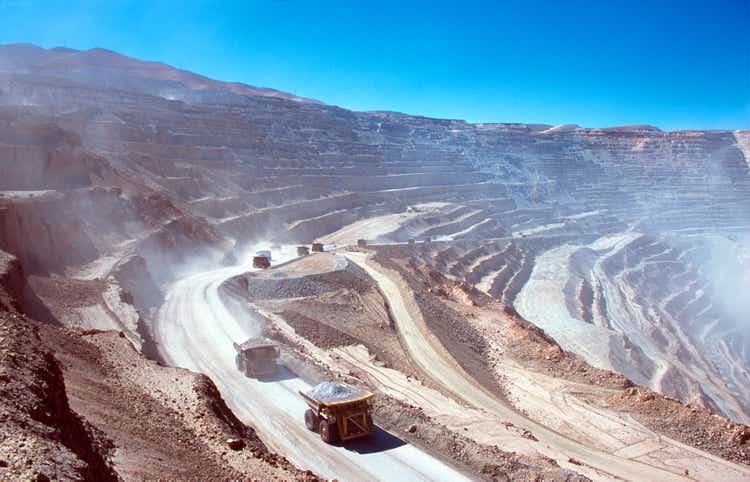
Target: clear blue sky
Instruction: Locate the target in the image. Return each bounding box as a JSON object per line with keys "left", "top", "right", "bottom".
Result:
{"left": 1, "top": 0, "right": 748, "bottom": 129}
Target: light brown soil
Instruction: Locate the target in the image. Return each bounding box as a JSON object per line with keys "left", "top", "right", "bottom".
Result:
{"left": 373, "top": 251, "right": 509, "bottom": 399}
{"left": 277, "top": 309, "right": 359, "bottom": 348}
{"left": 236, "top": 260, "right": 422, "bottom": 378}
{"left": 490, "top": 305, "right": 632, "bottom": 390}
{"left": 370, "top": 395, "right": 589, "bottom": 482}
{"left": 39, "top": 324, "right": 313, "bottom": 480}
{"left": 0, "top": 310, "right": 117, "bottom": 481}
{"left": 256, "top": 252, "right": 339, "bottom": 277}
{"left": 606, "top": 387, "right": 750, "bottom": 466}
{"left": 27, "top": 275, "right": 107, "bottom": 319}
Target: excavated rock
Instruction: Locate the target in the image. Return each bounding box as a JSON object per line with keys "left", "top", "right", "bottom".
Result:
{"left": 306, "top": 381, "right": 364, "bottom": 403}
{"left": 607, "top": 387, "right": 750, "bottom": 466}
{"left": 0, "top": 310, "right": 117, "bottom": 481}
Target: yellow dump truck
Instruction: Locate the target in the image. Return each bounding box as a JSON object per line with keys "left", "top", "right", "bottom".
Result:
{"left": 233, "top": 338, "right": 279, "bottom": 377}
{"left": 300, "top": 381, "right": 374, "bottom": 444}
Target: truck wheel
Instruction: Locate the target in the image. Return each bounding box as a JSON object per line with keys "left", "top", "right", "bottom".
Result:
{"left": 319, "top": 420, "right": 339, "bottom": 444}
{"left": 304, "top": 409, "right": 319, "bottom": 432}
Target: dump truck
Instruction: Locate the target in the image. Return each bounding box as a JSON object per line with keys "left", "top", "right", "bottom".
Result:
{"left": 233, "top": 338, "right": 280, "bottom": 377}
{"left": 253, "top": 256, "right": 271, "bottom": 269}
{"left": 256, "top": 250, "right": 272, "bottom": 260}
{"left": 311, "top": 242, "right": 324, "bottom": 253}
{"left": 300, "top": 381, "right": 374, "bottom": 444}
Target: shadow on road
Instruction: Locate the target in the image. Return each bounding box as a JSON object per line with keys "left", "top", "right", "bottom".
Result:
{"left": 254, "top": 366, "right": 298, "bottom": 383}
{"left": 344, "top": 426, "right": 407, "bottom": 454}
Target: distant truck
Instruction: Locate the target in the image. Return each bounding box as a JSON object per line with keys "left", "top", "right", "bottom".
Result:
{"left": 256, "top": 250, "right": 272, "bottom": 260}
{"left": 300, "top": 381, "right": 374, "bottom": 444}
{"left": 311, "top": 242, "right": 324, "bottom": 253}
{"left": 253, "top": 256, "right": 271, "bottom": 269}
{"left": 297, "top": 246, "right": 310, "bottom": 256}
{"left": 233, "top": 338, "right": 280, "bottom": 377}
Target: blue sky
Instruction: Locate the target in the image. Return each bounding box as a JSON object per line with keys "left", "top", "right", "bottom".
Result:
{"left": 1, "top": 0, "right": 748, "bottom": 129}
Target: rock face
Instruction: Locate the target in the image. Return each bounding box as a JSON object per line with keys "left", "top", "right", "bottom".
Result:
{"left": 0, "top": 255, "right": 117, "bottom": 481}
{"left": 0, "top": 42, "right": 748, "bottom": 425}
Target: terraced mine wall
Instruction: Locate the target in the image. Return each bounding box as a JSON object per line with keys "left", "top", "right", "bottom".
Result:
{"left": 0, "top": 45, "right": 749, "bottom": 424}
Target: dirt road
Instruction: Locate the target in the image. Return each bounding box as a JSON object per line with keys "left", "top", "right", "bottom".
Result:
{"left": 153, "top": 247, "right": 471, "bottom": 481}
{"left": 343, "top": 252, "right": 707, "bottom": 481}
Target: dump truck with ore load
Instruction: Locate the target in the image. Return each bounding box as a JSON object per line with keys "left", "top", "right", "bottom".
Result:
{"left": 300, "top": 381, "right": 374, "bottom": 444}
{"left": 234, "top": 338, "right": 280, "bottom": 377}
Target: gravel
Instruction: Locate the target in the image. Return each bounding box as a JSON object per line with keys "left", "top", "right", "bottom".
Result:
{"left": 306, "top": 381, "right": 364, "bottom": 403}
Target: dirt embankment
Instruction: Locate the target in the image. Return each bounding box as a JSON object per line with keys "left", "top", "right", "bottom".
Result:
{"left": 372, "top": 248, "right": 507, "bottom": 400}
{"left": 495, "top": 305, "right": 631, "bottom": 390}
{"left": 39, "top": 325, "right": 314, "bottom": 480}
{"left": 0, "top": 310, "right": 117, "bottom": 481}
{"left": 607, "top": 387, "right": 750, "bottom": 466}
{"left": 232, "top": 259, "right": 371, "bottom": 301}
{"left": 370, "top": 396, "right": 589, "bottom": 482}
{"left": 277, "top": 310, "right": 360, "bottom": 348}
{"left": 230, "top": 257, "right": 422, "bottom": 377}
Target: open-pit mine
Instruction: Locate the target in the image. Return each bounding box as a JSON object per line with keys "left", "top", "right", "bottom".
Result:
{"left": 0, "top": 43, "right": 749, "bottom": 481}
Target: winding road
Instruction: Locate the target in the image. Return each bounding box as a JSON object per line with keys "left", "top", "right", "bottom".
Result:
{"left": 152, "top": 247, "right": 470, "bottom": 481}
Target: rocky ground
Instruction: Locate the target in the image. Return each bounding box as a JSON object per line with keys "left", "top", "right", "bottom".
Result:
{"left": 39, "top": 325, "right": 311, "bottom": 480}
{"left": 606, "top": 387, "right": 750, "bottom": 466}
{"left": 0, "top": 310, "right": 116, "bottom": 481}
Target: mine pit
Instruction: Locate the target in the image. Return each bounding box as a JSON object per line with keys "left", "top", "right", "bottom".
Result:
{"left": 0, "top": 42, "right": 749, "bottom": 481}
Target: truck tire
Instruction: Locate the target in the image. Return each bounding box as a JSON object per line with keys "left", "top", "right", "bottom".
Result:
{"left": 319, "top": 420, "right": 339, "bottom": 444}
{"left": 304, "top": 409, "right": 319, "bottom": 432}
